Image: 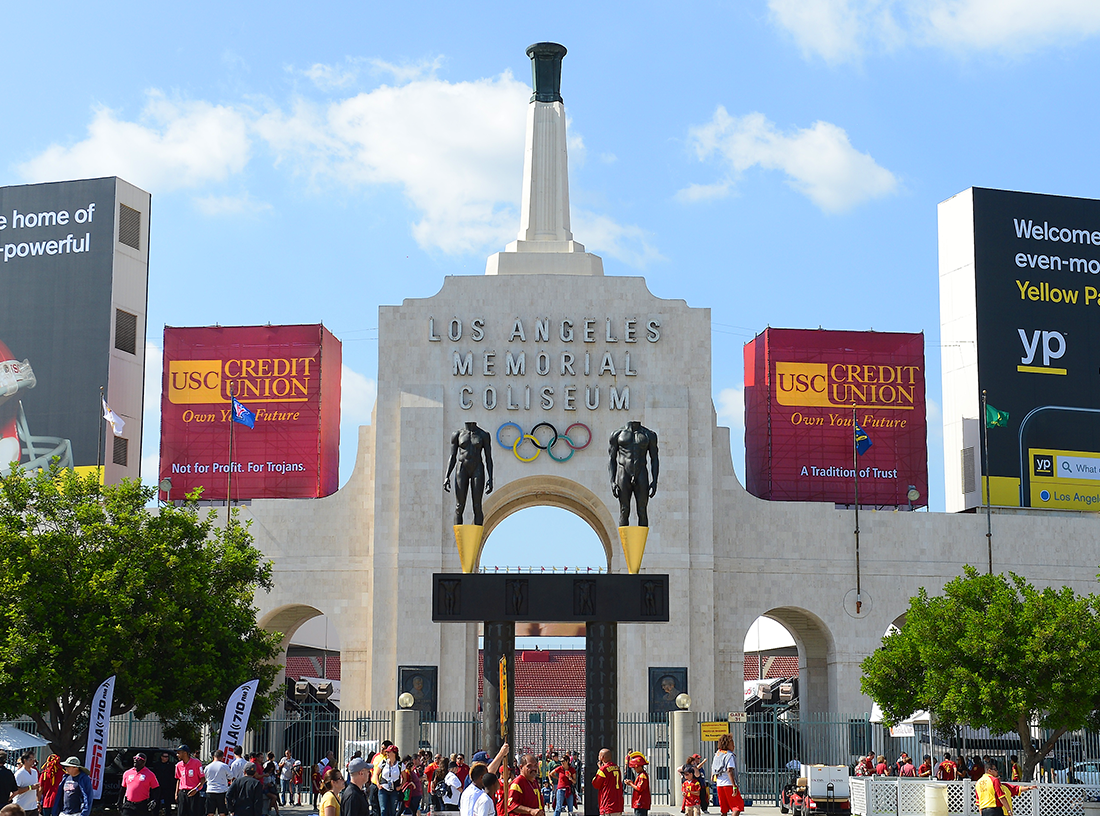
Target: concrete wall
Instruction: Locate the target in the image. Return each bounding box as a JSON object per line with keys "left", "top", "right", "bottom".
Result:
{"left": 240, "top": 270, "right": 1100, "bottom": 716}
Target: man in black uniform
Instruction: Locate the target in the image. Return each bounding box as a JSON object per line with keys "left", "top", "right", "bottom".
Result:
{"left": 340, "top": 758, "right": 369, "bottom": 816}
{"left": 0, "top": 752, "right": 17, "bottom": 813}
{"left": 226, "top": 766, "right": 265, "bottom": 816}
{"left": 151, "top": 753, "right": 176, "bottom": 816}
{"left": 608, "top": 421, "right": 659, "bottom": 526}
{"left": 444, "top": 422, "right": 494, "bottom": 525}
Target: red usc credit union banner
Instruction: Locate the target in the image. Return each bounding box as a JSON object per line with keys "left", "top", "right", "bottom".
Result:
{"left": 159, "top": 324, "right": 341, "bottom": 500}
{"left": 743, "top": 328, "right": 927, "bottom": 507}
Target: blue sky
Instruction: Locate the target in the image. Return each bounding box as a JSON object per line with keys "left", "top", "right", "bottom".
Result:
{"left": 6, "top": 1, "right": 1100, "bottom": 596}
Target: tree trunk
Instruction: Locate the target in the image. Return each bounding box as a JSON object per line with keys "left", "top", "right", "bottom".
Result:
{"left": 1017, "top": 715, "right": 1065, "bottom": 781}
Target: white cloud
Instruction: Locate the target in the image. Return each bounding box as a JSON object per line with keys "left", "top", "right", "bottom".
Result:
{"left": 745, "top": 616, "right": 797, "bottom": 651}
{"left": 717, "top": 385, "right": 747, "bottom": 482}
{"left": 256, "top": 71, "right": 530, "bottom": 254}
{"left": 367, "top": 56, "right": 444, "bottom": 84}
{"left": 674, "top": 181, "right": 733, "bottom": 204}
{"left": 716, "top": 386, "right": 745, "bottom": 430}
{"left": 341, "top": 365, "right": 377, "bottom": 426}
{"left": 573, "top": 209, "right": 664, "bottom": 269}
{"left": 304, "top": 62, "right": 360, "bottom": 90}
{"left": 18, "top": 91, "right": 252, "bottom": 192}
{"left": 140, "top": 341, "right": 162, "bottom": 489}
{"left": 17, "top": 65, "right": 659, "bottom": 264}
{"left": 768, "top": 0, "right": 1100, "bottom": 63}
{"left": 193, "top": 193, "right": 272, "bottom": 216}
{"left": 683, "top": 107, "right": 897, "bottom": 213}
{"left": 926, "top": 396, "right": 942, "bottom": 439}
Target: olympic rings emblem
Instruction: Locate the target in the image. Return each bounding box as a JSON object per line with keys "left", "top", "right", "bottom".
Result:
{"left": 496, "top": 421, "right": 592, "bottom": 463}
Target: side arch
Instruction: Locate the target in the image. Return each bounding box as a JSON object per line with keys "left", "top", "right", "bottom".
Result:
{"left": 479, "top": 474, "right": 617, "bottom": 570}
{"left": 762, "top": 606, "right": 836, "bottom": 715}
{"left": 260, "top": 603, "right": 328, "bottom": 648}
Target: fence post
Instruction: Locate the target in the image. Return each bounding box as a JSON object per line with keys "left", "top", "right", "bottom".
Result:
{"left": 395, "top": 709, "right": 418, "bottom": 759}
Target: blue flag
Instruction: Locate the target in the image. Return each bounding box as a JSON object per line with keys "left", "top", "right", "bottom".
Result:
{"left": 231, "top": 397, "right": 255, "bottom": 429}
{"left": 854, "top": 418, "right": 872, "bottom": 456}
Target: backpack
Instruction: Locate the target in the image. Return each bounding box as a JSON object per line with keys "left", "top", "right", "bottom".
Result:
{"left": 432, "top": 779, "right": 448, "bottom": 799}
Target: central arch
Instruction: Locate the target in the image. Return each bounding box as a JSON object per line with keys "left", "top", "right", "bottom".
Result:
{"left": 478, "top": 474, "right": 617, "bottom": 571}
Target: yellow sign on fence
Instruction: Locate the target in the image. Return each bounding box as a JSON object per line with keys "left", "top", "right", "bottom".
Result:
{"left": 700, "top": 721, "right": 731, "bottom": 741}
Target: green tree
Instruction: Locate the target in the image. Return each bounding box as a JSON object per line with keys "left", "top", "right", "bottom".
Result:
{"left": 861, "top": 566, "right": 1100, "bottom": 779}
{"left": 0, "top": 465, "right": 283, "bottom": 755}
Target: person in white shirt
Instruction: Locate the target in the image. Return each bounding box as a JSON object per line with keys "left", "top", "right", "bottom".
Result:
{"left": 204, "top": 750, "right": 232, "bottom": 816}
{"left": 12, "top": 750, "right": 40, "bottom": 816}
{"left": 460, "top": 743, "right": 510, "bottom": 816}
{"left": 229, "top": 747, "right": 248, "bottom": 783}
{"left": 472, "top": 774, "right": 500, "bottom": 816}
{"left": 277, "top": 751, "right": 296, "bottom": 806}
{"left": 441, "top": 760, "right": 463, "bottom": 812}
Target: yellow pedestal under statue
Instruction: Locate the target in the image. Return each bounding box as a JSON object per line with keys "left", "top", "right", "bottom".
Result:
{"left": 618, "top": 526, "right": 649, "bottom": 574}
{"left": 453, "top": 525, "right": 484, "bottom": 574}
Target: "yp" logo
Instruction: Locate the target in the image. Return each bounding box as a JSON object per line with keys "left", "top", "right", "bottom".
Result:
{"left": 1018, "top": 329, "right": 1067, "bottom": 374}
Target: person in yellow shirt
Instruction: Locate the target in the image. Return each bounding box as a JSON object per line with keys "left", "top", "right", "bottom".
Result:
{"left": 976, "top": 761, "right": 1035, "bottom": 816}
{"left": 975, "top": 765, "right": 1004, "bottom": 816}
{"left": 989, "top": 763, "right": 1034, "bottom": 816}
{"left": 372, "top": 743, "right": 394, "bottom": 816}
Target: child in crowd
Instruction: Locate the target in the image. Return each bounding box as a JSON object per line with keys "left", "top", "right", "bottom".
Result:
{"left": 682, "top": 775, "right": 701, "bottom": 816}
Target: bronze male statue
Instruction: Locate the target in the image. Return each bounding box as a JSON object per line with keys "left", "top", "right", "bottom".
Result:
{"left": 609, "top": 420, "right": 659, "bottom": 527}
{"left": 444, "top": 421, "right": 494, "bottom": 525}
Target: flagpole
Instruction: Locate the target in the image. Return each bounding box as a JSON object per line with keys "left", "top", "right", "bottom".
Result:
{"left": 853, "top": 405, "right": 862, "bottom": 614}
{"left": 982, "top": 389, "right": 993, "bottom": 575}
{"left": 227, "top": 398, "right": 235, "bottom": 524}
{"left": 97, "top": 386, "right": 105, "bottom": 483}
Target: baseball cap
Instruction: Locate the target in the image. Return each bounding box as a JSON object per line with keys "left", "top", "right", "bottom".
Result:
{"left": 471, "top": 751, "right": 489, "bottom": 763}
{"left": 176, "top": 744, "right": 191, "bottom": 753}
{"left": 348, "top": 757, "right": 369, "bottom": 774}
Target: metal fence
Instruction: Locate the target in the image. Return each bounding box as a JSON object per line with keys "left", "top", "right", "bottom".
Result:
{"left": 851, "top": 777, "right": 1100, "bottom": 816}
{"left": 15, "top": 708, "right": 1100, "bottom": 808}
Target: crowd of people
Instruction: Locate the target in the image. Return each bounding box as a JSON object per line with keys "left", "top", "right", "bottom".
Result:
{"left": 854, "top": 750, "right": 1027, "bottom": 783}
{"left": 854, "top": 750, "right": 1038, "bottom": 816}
{"left": 0, "top": 735, "right": 748, "bottom": 816}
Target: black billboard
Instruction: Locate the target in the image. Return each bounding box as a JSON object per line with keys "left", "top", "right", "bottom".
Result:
{"left": 972, "top": 187, "right": 1100, "bottom": 509}
{"left": 0, "top": 178, "right": 117, "bottom": 475}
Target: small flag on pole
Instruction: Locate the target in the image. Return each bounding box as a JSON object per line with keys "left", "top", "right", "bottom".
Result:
{"left": 985, "top": 403, "right": 1009, "bottom": 428}
{"left": 101, "top": 397, "right": 125, "bottom": 436}
{"left": 231, "top": 398, "right": 255, "bottom": 429}
{"left": 854, "top": 418, "right": 872, "bottom": 456}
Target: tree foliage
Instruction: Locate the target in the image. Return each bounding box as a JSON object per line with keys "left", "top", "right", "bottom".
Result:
{"left": 0, "top": 466, "right": 283, "bottom": 755}
{"left": 861, "top": 566, "right": 1100, "bottom": 779}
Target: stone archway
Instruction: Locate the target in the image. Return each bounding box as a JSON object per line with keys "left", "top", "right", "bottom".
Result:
{"left": 260, "top": 603, "right": 329, "bottom": 646}
{"left": 479, "top": 474, "right": 618, "bottom": 571}
{"left": 762, "top": 606, "right": 836, "bottom": 715}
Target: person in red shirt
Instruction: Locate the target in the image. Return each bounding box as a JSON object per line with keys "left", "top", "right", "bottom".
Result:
{"left": 425, "top": 755, "right": 441, "bottom": 812}
{"left": 918, "top": 756, "right": 933, "bottom": 778}
{"left": 454, "top": 755, "right": 471, "bottom": 788}
{"left": 553, "top": 758, "right": 575, "bottom": 816}
{"left": 682, "top": 776, "right": 702, "bottom": 816}
{"left": 623, "top": 753, "right": 649, "bottom": 816}
{"left": 936, "top": 754, "right": 957, "bottom": 781}
{"left": 508, "top": 755, "right": 544, "bottom": 816}
{"left": 591, "top": 750, "right": 624, "bottom": 816}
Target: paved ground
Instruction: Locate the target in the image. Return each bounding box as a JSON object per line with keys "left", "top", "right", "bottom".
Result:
{"left": 269, "top": 805, "right": 783, "bottom": 816}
